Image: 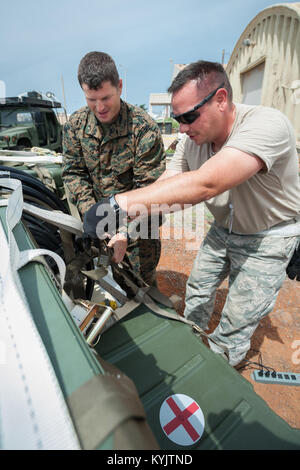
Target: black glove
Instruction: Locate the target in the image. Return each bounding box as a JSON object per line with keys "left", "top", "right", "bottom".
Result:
{"left": 286, "top": 243, "right": 300, "bottom": 281}
{"left": 83, "top": 196, "right": 127, "bottom": 240}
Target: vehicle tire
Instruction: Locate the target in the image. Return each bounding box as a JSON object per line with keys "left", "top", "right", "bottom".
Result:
{"left": 15, "top": 138, "right": 32, "bottom": 150}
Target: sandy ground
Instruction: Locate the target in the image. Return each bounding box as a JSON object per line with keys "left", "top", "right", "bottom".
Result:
{"left": 156, "top": 212, "right": 300, "bottom": 430}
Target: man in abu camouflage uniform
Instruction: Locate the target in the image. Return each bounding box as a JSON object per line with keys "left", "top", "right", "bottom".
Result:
{"left": 85, "top": 60, "right": 300, "bottom": 367}
{"left": 62, "top": 51, "right": 165, "bottom": 294}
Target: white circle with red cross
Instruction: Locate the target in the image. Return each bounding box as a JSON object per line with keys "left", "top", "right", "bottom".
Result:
{"left": 159, "top": 394, "right": 205, "bottom": 446}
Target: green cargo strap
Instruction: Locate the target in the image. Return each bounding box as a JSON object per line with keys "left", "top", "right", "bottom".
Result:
{"left": 82, "top": 267, "right": 128, "bottom": 306}
{"left": 107, "top": 262, "right": 229, "bottom": 353}
{"left": 82, "top": 259, "right": 228, "bottom": 353}
{"left": 85, "top": 264, "right": 229, "bottom": 355}
{"left": 0, "top": 181, "right": 225, "bottom": 353}
{"left": 67, "top": 365, "right": 159, "bottom": 450}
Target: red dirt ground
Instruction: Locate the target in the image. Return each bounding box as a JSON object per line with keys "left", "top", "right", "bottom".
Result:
{"left": 156, "top": 225, "right": 300, "bottom": 430}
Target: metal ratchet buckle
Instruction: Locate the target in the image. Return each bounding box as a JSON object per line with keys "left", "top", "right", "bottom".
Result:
{"left": 77, "top": 299, "right": 118, "bottom": 347}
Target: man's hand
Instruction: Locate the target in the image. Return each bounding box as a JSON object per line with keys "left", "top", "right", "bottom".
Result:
{"left": 107, "top": 232, "right": 128, "bottom": 264}
{"left": 83, "top": 196, "right": 127, "bottom": 240}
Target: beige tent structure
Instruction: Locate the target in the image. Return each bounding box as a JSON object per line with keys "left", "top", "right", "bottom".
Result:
{"left": 226, "top": 2, "right": 300, "bottom": 151}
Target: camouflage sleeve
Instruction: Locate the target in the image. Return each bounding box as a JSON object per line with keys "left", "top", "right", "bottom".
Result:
{"left": 133, "top": 122, "right": 166, "bottom": 188}
{"left": 62, "top": 118, "right": 96, "bottom": 216}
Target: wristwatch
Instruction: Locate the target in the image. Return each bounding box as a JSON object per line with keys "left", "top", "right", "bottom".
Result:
{"left": 109, "top": 195, "right": 130, "bottom": 241}
{"left": 109, "top": 194, "right": 121, "bottom": 214}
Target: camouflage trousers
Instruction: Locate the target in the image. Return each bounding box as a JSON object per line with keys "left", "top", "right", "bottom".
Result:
{"left": 184, "top": 222, "right": 299, "bottom": 366}
{"left": 112, "top": 238, "right": 161, "bottom": 297}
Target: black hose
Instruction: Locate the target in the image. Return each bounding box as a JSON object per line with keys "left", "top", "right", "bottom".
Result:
{"left": 19, "top": 183, "right": 62, "bottom": 211}
{"left": 0, "top": 165, "right": 67, "bottom": 213}
{"left": 24, "top": 222, "right": 62, "bottom": 251}
{"left": 23, "top": 212, "right": 59, "bottom": 235}
{"left": 0, "top": 166, "right": 95, "bottom": 300}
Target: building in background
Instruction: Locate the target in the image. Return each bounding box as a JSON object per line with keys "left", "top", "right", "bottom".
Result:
{"left": 226, "top": 2, "right": 300, "bottom": 151}
{"left": 150, "top": 2, "right": 300, "bottom": 152}
{"left": 148, "top": 92, "right": 172, "bottom": 118}
{"left": 148, "top": 64, "right": 187, "bottom": 119}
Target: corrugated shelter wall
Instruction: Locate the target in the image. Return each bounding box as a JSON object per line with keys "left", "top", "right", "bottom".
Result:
{"left": 226, "top": 3, "right": 300, "bottom": 147}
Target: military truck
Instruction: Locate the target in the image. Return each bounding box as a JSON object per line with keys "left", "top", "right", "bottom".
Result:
{"left": 0, "top": 91, "right": 63, "bottom": 152}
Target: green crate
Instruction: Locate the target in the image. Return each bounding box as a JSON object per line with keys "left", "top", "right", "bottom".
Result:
{"left": 96, "top": 304, "right": 300, "bottom": 450}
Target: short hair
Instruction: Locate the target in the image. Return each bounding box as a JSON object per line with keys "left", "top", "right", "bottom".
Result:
{"left": 168, "top": 60, "right": 233, "bottom": 102}
{"left": 78, "top": 51, "right": 119, "bottom": 89}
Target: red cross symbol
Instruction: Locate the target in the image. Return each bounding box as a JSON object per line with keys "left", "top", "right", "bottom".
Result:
{"left": 163, "top": 396, "right": 200, "bottom": 441}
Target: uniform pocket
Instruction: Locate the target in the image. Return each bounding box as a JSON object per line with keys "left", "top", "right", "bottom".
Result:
{"left": 114, "top": 165, "right": 134, "bottom": 189}
{"left": 82, "top": 145, "right": 100, "bottom": 174}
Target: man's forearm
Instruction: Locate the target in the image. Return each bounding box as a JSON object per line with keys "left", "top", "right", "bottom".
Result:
{"left": 115, "top": 146, "right": 265, "bottom": 217}
{"left": 115, "top": 169, "right": 211, "bottom": 217}
{"left": 83, "top": 147, "right": 265, "bottom": 238}
{"left": 156, "top": 168, "right": 181, "bottom": 181}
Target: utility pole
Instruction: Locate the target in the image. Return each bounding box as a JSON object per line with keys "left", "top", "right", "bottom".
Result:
{"left": 170, "top": 58, "right": 174, "bottom": 82}
{"left": 221, "top": 49, "right": 225, "bottom": 65}
{"left": 61, "top": 75, "right": 68, "bottom": 121}
{"left": 119, "top": 64, "right": 127, "bottom": 102}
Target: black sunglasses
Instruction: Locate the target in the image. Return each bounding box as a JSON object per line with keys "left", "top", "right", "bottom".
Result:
{"left": 171, "top": 82, "right": 225, "bottom": 125}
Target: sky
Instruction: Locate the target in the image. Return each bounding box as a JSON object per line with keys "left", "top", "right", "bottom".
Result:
{"left": 1, "top": 0, "right": 299, "bottom": 116}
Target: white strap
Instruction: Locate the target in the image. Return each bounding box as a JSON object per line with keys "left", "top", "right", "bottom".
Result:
{"left": 0, "top": 179, "right": 80, "bottom": 449}
{"left": 0, "top": 152, "right": 63, "bottom": 164}
{"left": 0, "top": 177, "right": 83, "bottom": 236}
{"left": 0, "top": 197, "right": 83, "bottom": 236}
{"left": 23, "top": 202, "right": 83, "bottom": 236}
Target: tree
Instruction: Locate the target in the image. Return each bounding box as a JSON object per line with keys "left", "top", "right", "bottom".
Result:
{"left": 135, "top": 104, "right": 148, "bottom": 111}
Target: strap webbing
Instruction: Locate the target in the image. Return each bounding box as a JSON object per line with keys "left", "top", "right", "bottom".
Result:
{"left": 83, "top": 263, "right": 212, "bottom": 342}
{"left": 0, "top": 179, "right": 80, "bottom": 449}
{"left": 67, "top": 371, "right": 158, "bottom": 450}
{"left": 0, "top": 178, "right": 225, "bottom": 350}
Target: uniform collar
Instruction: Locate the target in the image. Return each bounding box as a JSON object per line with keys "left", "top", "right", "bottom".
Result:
{"left": 85, "top": 100, "right": 129, "bottom": 141}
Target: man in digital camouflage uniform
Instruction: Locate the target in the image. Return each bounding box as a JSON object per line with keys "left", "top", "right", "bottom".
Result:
{"left": 84, "top": 60, "right": 300, "bottom": 366}
{"left": 62, "top": 51, "right": 165, "bottom": 294}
